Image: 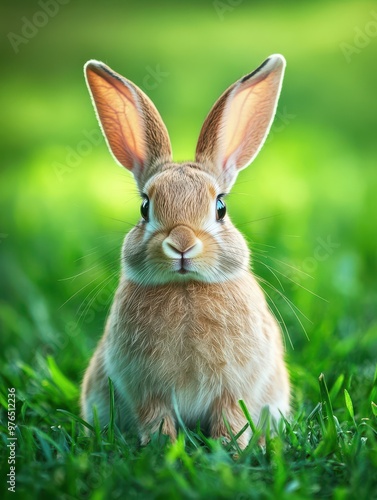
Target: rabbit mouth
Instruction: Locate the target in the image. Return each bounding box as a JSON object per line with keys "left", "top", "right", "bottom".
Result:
{"left": 176, "top": 258, "right": 191, "bottom": 275}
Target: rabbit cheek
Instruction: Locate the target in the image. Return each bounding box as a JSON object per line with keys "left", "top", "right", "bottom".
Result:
{"left": 122, "top": 227, "right": 149, "bottom": 277}
{"left": 216, "top": 228, "right": 250, "bottom": 280}
{"left": 192, "top": 231, "right": 219, "bottom": 276}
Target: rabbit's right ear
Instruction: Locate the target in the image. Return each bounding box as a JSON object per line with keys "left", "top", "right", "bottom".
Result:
{"left": 85, "top": 60, "right": 172, "bottom": 189}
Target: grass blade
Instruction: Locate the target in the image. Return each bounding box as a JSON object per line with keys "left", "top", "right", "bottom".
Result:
{"left": 314, "top": 373, "right": 338, "bottom": 457}
{"left": 47, "top": 356, "right": 79, "bottom": 400}
{"left": 239, "top": 399, "right": 257, "bottom": 433}
{"left": 172, "top": 392, "right": 199, "bottom": 449}
{"left": 108, "top": 377, "right": 115, "bottom": 444}
{"left": 222, "top": 413, "right": 242, "bottom": 455}
{"left": 344, "top": 389, "right": 356, "bottom": 425}
{"left": 57, "top": 409, "right": 94, "bottom": 432}
{"left": 329, "top": 374, "right": 344, "bottom": 401}
{"left": 371, "top": 402, "right": 377, "bottom": 418}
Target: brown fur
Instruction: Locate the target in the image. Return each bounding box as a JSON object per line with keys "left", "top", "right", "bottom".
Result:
{"left": 81, "top": 55, "right": 290, "bottom": 447}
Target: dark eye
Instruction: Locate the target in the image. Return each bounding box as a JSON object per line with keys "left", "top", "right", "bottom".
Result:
{"left": 140, "top": 196, "right": 149, "bottom": 221}
{"left": 216, "top": 197, "right": 226, "bottom": 221}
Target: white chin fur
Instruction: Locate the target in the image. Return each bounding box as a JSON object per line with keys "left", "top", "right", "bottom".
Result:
{"left": 123, "top": 263, "right": 243, "bottom": 286}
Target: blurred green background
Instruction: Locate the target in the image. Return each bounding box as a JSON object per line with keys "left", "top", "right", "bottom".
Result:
{"left": 1, "top": 0, "right": 376, "bottom": 409}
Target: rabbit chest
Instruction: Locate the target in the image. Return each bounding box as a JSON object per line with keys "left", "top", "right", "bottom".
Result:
{"left": 105, "top": 278, "right": 271, "bottom": 401}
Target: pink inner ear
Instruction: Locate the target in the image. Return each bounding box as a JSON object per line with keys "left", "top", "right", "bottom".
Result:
{"left": 86, "top": 66, "right": 146, "bottom": 173}
{"left": 222, "top": 75, "right": 279, "bottom": 171}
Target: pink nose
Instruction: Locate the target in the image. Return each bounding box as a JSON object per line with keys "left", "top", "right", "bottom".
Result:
{"left": 162, "top": 226, "right": 203, "bottom": 259}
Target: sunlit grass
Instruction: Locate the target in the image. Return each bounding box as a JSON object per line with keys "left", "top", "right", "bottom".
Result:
{"left": 1, "top": 355, "right": 376, "bottom": 499}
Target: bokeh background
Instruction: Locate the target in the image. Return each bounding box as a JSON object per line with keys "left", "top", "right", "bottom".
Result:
{"left": 1, "top": 0, "right": 376, "bottom": 413}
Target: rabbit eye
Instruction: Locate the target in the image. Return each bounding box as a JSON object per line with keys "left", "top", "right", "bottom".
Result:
{"left": 140, "top": 196, "right": 149, "bottom": 221}
{"left": 216, "top": 197, "right": 226, "bottom": 221}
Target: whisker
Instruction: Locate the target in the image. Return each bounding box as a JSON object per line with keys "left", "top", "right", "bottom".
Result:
{"left": 63, "top": 241, "right": 121, "bottom": 281}
{"left": 253, "top": 257, "right": 285, "bottom": 292}
{"left": 262, "top": 254, "right": 314, "bottom": 279}
{"left": 236, "top": 213, "right": 285, "bottom": 227}
{"left": 254, "top": 257, "right": 327, "bottom": 303}
{"left": 262, "top": 286, "right": 293, "bottom": 350}
{"left": 58, "top": 275, "right": 101, "bottom": 310}
{"left": 257, "top": 275, "right": 311, "bottom": 341}
{"left": 76, "top": 272, "right": 116, "bottom": 325}
{"left": 59, "top": 263, "right": 108, "bottom": 282}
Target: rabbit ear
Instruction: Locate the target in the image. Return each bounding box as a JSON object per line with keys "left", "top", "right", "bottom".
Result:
{"left": 195, "top": 55, "right": 285, "bottom": 189}
{"left": 85, "top": 60, "right": 172, "bottom": 189}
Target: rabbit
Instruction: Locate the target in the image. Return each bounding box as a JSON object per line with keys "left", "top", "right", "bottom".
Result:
{"left": 80, "top": 54, "right": 290, "bottom": 449}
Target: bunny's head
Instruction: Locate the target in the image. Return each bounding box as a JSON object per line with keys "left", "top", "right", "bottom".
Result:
{"left": 85, "top": 56, "right": 285, "bottom": 286}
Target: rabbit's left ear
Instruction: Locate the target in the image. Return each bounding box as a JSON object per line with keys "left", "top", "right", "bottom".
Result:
{"left": 195, "top": 55, "right": 285, "bottom": 190}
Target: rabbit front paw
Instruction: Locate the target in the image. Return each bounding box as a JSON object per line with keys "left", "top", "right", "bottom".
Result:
{"left": 137, "top": 401, "right": 177, "bottom": 446}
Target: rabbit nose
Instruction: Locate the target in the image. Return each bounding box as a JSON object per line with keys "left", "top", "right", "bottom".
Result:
{"left": 162, "top": 226, "right": 203, "bottom": 259}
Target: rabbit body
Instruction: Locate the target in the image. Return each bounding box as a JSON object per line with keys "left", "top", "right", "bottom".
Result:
{"left": 81, "top": 56, "right": 290, "bottom": 447}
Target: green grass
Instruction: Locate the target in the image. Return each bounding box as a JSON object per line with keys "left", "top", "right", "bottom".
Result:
{"left": 1, "top": 0, "right": 377, "bottom": 497}
{"left": 1, "top": 357, "right": 377, "bottom": 499}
